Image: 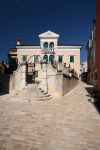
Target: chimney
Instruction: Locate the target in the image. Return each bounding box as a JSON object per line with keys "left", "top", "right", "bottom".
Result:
{"left": 16, "top": 39, "right": 21, "bottom": 45}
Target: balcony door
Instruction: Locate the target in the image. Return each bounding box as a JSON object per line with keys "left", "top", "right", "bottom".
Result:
{"left": 49, "top": 55, "right": 54, "bottom": 64}
{"left": 43, "top": 54, "right": 48, "bottom": 63}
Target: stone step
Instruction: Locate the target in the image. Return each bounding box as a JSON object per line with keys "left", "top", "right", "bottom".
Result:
{"left": 12, "top": 83, "right": 53, "bottom": 101}
{"left": 12, "top": 94, "right": 51, "bottom": 98}
{"left": 10, "top": 95, "right": 53, "bottom": 101}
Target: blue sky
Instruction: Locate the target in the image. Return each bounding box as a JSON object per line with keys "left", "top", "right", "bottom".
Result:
{"left": 0, "top": 0, "right": 96, "bottom": 63}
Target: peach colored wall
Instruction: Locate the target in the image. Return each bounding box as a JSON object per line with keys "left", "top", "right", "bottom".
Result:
{"left": 55, "top": 49, "right": 80, "bottom": 76}
{"left": 17, "top": 48, "right": 80, "bottom": 76}
{"left": 17, "top": 49, "right": 42, "bottom": 63}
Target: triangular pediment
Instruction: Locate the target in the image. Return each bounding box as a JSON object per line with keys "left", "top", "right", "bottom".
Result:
{"left": 39, "top": 30, "right": 59, "bottom": 39}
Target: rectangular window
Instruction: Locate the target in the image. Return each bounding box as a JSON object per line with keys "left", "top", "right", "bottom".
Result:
{"left": 35, "top": 71, "right": 38, "bottom": 77}
{"left": 70, "top": 56, "right": 74, "bottom": 62}
{"left": 58, "top": 56, "right": 63, "bottom": 63}
{"left": 22, "top": 55, "right": 27, "bottom": 62}
{"left": 34, "top": 55, "right": 39, "bottom": 62}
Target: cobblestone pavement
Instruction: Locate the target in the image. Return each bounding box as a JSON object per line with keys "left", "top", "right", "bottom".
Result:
{"left": 0, "top": 82, "right": 100, "bottom": 150}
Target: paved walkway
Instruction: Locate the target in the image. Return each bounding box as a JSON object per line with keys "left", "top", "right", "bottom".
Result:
{"left": 0, "top": 82, "right": 100, "bottom": 150}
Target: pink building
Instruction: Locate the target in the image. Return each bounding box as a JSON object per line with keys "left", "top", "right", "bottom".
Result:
{"left": 9, "top": 30, "right": 82, "bottom": 81}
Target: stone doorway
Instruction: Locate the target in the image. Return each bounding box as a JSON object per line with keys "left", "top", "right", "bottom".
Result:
{"left": 26, "top": 62, "right": 35, "bottom": 84}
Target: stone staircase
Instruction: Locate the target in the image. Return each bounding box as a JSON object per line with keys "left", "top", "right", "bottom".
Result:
{"left": 10, "top": 83, "right": 52, "bottom": 101}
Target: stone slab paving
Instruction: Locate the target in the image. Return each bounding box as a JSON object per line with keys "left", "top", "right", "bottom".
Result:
{"left": 0, "top": 82, "right": 100, "bottom": 150}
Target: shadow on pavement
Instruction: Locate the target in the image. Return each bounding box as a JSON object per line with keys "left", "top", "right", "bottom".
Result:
{"left": 93, "top": 100, "right": 100, "bottom": 115}
{"left": 85, "top": 87, "right": 94, "bottom": 95}
{"left": 85, "top": 87, "right": 100, "bottom": 115}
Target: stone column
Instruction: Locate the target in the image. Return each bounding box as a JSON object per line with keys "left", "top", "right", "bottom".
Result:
{"left": 21, "top": 63, "right": 27, "bottom": 88}
{"left": 40, "top": 63, "right": 48, "bottom": 92}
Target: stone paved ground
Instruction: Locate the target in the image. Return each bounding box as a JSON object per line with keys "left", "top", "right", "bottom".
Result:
{"left": 0, "top": 82, "right": 100, "bottom": 150}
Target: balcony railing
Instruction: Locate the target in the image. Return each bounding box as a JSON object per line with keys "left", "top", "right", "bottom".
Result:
{"left": 42, "top": 48, "right": 55, "bottom": 54}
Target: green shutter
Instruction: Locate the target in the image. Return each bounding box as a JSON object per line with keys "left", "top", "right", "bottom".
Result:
{"left": 22, "top": 55, "right": 27, "bottom": 62}
{"left": 34, "top": 56, "right": 39, "bottom": 62}
{"left": 70, "top": 56, "right": 74, "bottom": 62}
{"left": 58, "top": 56, "right": 62, "bottom": 63}
{"left": 35, "top": 71, "right": 38, "bottom": 77}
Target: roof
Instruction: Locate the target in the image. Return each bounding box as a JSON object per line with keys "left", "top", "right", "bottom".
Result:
{"left": 39, "top": 30, "right": 59, "bottom": 39}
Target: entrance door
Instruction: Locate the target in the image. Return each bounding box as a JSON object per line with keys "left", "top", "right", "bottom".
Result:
{"left": 49, "top": 55, "right": 54, "bottom": 64}
{"left": 26, "top": 62, "right": 35, "bottom": 83}
{"left": 43, "top": 55, "right": 48, "bottom": 63}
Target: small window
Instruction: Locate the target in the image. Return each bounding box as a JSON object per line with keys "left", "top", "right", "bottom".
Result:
{"left": 70, "top": 56, "right": 74, "bottom": 62}
{"left": 35, "top": 71, "right": 38, "bottom": 77}
{"left": 58, "top": 56, "right": 63, "bottom": 63}
{"left": 34, "top": 55, "right": 39, "bottom": 62}
{"left": 22, "top": 55, "right": 27, "bottom": 62}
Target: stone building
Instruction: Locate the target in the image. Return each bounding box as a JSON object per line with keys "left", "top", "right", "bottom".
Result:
{"left": 0, "top": 61, "right": 4, "bottom": 85}
{"left": 9, "top": 30, "right": 82, "bottom": 83}
{"left": 80, "top": 60, "right": 87, "bottom": 82}
{"left": 96, "top": 0, "right": 100, "bottom": 98}
{"left": 86, "top": 20, "right": 97, "bottom": 86}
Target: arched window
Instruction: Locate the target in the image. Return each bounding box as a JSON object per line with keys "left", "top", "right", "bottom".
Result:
{"left": 49, "top": 42, "right": 54, "bottom": 48}
{"left": 43, "top": 55, "right": 48, "bottom": 63}
{"left": 49, "top": 55, "right": 54, "bottom": 64}
{"left": 43, "top": 42, "right": 48, "bottom": 49}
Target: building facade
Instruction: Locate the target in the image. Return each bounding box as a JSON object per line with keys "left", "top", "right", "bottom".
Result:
{"left": 0, "top": 61, "right": 4, "bottom": 86}
{"left": 80, "top": 60, "right": 87, "bottom": 82}
{"left": 96, "top": 0, "right": 100, "bottom": 98}
{"left": 9, "top": 30, "right": 82, "bottom": 81}
{"left": 86, "top": 21, "right": 97, "bottom": 86}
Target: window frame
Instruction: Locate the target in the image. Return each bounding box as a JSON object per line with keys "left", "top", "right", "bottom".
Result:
{"left": 58, "top": 55, "right": 63, "bottom": 63}
{"left": 22, "top": 55, "right": 27, "bottom": 62}
{"left": 34, "top": 55, "right": 39, "bottom": 63}
{"left": 70, "top": 55, "right": 74, "bottom": 63}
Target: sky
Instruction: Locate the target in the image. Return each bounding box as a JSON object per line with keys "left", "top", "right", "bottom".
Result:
{"left": 0, "top": 0, "right": 96, "bottom": 64}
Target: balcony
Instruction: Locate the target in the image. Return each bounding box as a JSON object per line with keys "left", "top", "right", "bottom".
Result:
{"left": 42, "top": 48, "right": 55, "bottom": 54}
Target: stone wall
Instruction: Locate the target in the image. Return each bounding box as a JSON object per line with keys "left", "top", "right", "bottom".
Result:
{"left": 62, "top": 74, "right": 79, "bottom": 96}
{"left": 9, "top": 63, "right": 26, "bottom": 93}
{"left": 2, "top": 63, "right": 26, "bottom": 94}
{"left": 42, "top": 64, "right": 79, "bottom": 97}
{"left": 2, "top": 75, "right": 10, "bottom": 93}
{"left": 49, "top": 73, "right": 79, "bottom": 97}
